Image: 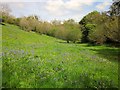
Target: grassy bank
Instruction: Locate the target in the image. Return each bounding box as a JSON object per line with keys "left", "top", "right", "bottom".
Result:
{"left": 2, "top": 24, "right": 119, "bottom": 88}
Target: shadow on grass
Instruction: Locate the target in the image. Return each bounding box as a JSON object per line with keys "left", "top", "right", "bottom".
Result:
{"left": 57, "top": 41, "right": 68, "bottom": 44}
{"left": 57, "top": 41, "right": 82, "bottom": 44}
{"left": 81, "top": 43, "right": 119, "bottom": 62}
{"left": 86, "top": 43, "right": 120, "bottom": 48}
{"left": 57, "top": 41, "right": 119, "bottom": 62}
{"left": 90, "top": 48, "right": 119, "bottom": 62}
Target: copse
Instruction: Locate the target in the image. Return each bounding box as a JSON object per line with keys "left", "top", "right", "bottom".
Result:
{"left": 105, "top": 0, "right": 120, "bottom": 45}
{"left": 47, "top": 24, "right": 58, "bottom": 37}
{"left": 78, "top": 0, "right": 120, "bottom": 46}
{"left": 0, "top": 3, "right": 83, "bottom": 44}
{"left": 64, "top": 20, "right": 82, "bottom": 43}
{"left": 1, "top": 0, "right": 119, "bottom": 46}
{"left": 105, "top": 16, "right": 119, "bottom": 43}
{"left": 19, "top": 15, "right": 40, "bottom": 32}
{"left": 109, "top": 0, "right": 120, "bottom": 16}
{"left": 55, "top": 25, "right": 67, "bottom": 40}
{"left": 36, "top": 21, "right": 53, "bottom": 35}
{"left": 79, "top": 11, "right": 111, "bottom": 44}
{"left": 55, "top": 19, "right": 82, "bottom": 43}
{"left": 19, "top": 17, "right": 30, "bottom": 31}
{"left": 88, "top": 24, "right": 107, "bottom": 44}
{"left": 40, "top": 21, "right": 52, "bottom": 35}
{"left": 51, "top": 19, "right": 61, "bottom": 25}
{"left": 14, "top": 18, "right": 21, "bottom": 26}
{"left": 79, "top": 11, "right": 103, "bottom": 43}
{"left": 87, "top": 12, "right": 109, "bottom": 44}
{"left": 0, "top": 3, "right": 11, "bottom": 18}
{"left": 0, "top": 3, "right": 16, "bottom": 24}
{"left": 19, "top": 16, "right": 56, "bottom": 37}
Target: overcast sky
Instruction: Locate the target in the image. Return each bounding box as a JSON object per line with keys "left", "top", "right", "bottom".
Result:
{"left": 2, "top": 0, "right": 113, "bottom": 22}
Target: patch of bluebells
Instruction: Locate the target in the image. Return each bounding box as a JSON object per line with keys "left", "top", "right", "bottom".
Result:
{"left": 2, "top": 49, "right": 35, "bottom": 59}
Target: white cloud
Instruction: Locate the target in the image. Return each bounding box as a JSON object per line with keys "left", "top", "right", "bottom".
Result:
{"left": 1, "top": 0, "right": 112, "bottom": 22}
{"left": 45, "top": 0, "right": 65, "bottom": 15}
{"left": 1, "top": 0, "right": 46, "bottom": 2}
{"left": 45, "top": 0, "right": 95, "bottom": 16}
{"left": 1, "top": 0, "right": 112, "bottom": 3}
{"left": 17, "top": 3, "right": 25, "bottom": 9}
{"left": 67, "top": 14, "right": 83, "bottom": 22}
{"left": 96, "top": 1, "right": 111, "bottom": 10}
{"left": 10, "top": 2, "right": 25, "bottom": 9}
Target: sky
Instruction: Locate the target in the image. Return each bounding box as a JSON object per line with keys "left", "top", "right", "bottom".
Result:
{"left": 1, "top": 0, "right": 113, "bottom": 22}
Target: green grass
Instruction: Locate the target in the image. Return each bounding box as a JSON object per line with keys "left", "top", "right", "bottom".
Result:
{"left": 2, "top": 24, "right": 119, "bottom": 88}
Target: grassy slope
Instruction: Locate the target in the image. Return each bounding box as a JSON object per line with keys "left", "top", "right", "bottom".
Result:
{"left": 2, "top": 24, "right": 119, "bottom": 88}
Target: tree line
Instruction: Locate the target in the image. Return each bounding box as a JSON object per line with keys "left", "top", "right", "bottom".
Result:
{"left": 79, "top": 0, "right": 120, "bottom": 46}
{"left": 0, "top": 0, "right": 120, "bottom": 46}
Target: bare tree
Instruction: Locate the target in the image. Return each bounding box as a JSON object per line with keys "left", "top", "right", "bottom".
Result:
{"left": 0, "top": 3, "right": 11, "bottom": 17}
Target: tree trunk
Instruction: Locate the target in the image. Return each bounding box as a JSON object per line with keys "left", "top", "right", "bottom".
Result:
{"left": 67, "top": 40, "right": 69, "bottom": 43}
{"left": 73, "top": 41, "right": 76, "bottom": 43}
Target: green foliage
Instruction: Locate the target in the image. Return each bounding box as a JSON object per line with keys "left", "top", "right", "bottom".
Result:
{"left": 0, "top": 3, "right": 16, "bottom": 24}
{"left": 1, "top": 1, "right": 119, "bottom": 88}
{"left": 64, "top": 24, "right": 82, "bottom": 43}
{"left": 79, "top": 11, "right": 100, "bottom": 43}
{"left": 1, "top": 1, "right": 119, "bottom": 46}
{"left": 51, "top": 19, "right": 61, "bottom": 25}
{"left": 50, "top": 19, "right": 82, "bottom": 43}
{"left": 55, "top": 19, "right": 82, "bottom": 43}
{"left": 79, "top": 10, "right": 119, "bottom": 45}
{"left": 88, "top": 25, "right": 107, "bottom": 44}
{"left": 105, "top": 16, "right": 119, "bottom": 43}
{"left": 55, "top": 25, "right": 66, "bottom": 40}
{"left": 2, "top": 24, "right": 118, "bottom": 88}
{"left": 55, "top": 25, "right": 81, "bottom": 43}
{"left": 19, "top": 17, "right": 30, "bottom": 31}
{"left": 109, "top": 0, "right": 120, "bottom": 16}
{"left": 13, "top": 18, "right": 21, "bottom": 26}
{"left": 1, "top": 13, "right": 15, "bottom": 24}
{"left": 36, "top": 21, "right": 52, "bottom": 35}
{"left": 79, "top": 11, "right": 100, "bottom": 25}
{"left": 19, "top": 15, "right": 40, "bottom": 32}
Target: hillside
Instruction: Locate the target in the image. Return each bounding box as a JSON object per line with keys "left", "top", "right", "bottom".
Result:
{"left": 2, "top": 24, "right": 119, "bottom": 88}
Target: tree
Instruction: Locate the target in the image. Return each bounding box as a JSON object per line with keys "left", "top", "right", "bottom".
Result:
{"left": 0, "top": 3, "right": 12, "bottom": 23}
{"left": 51, "top": 19, "right": 61, "bottom": 25}
{"left": 105, "top": 16, "right": 119, "bottom": 43}
{"left": 79, "top": 11, "right": 102, "bottom": 43}
{"left": 105, "top": 0, "right": 120, "bottom": 44}
{"left": 109, "top": 0, "right": 120, "bottom": 16}
{"left": 64, "top": 19, "right": 76, "bottom": 25}
{"left": 19, "top": 17, "right": 30, "bottom": 31}
{"left": 0, "top": 3, "right": 18, "bottom": 25}
{"left": 55, "top": 19, "right": 82, "bottom": 43}
{"left": 55, "top": 25, "right": 67, "bottom": 41}
{"left": 88, "top": 24, "right": 107, "bottom": 44}
{"left": 0, "top": 3, "right": 11, "bottom": 16}
{"left": 14, "top": 18, "right": 21, "bottom": 26}
{"left": 19, "top": 15, "right": 40, "bottom": 32}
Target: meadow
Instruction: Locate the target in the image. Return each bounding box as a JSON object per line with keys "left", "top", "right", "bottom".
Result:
{"left": 2, "top": 24, "right": 119, "bottom": 88}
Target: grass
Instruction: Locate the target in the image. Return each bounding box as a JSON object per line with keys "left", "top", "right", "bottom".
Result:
{"left": 2, "top": 24, "right": 119, "bottom": 88}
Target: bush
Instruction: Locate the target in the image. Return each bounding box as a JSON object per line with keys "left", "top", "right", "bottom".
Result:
{"left": 55, "top": 23, "right": 82, "bottom": 43}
